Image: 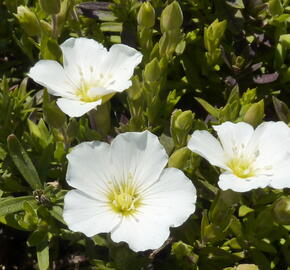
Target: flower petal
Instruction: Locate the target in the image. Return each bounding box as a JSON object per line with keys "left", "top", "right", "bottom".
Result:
{"left": 66, "top": 141, "right": 112, "bottom": 200}
{"left": 110, "top": 131, "right": 168, "bottom": 192}
{"left": 56, "top": 98, "right": 101, "bottom": 117}
{"left": 63, "top": 190, "right": 121, "bottom": 236}
{"left": 60, "top": 37, "right": 107, "bottom": 83}
{"left": 213, "top": 122, "right": 254, "bottom": 157}
{"left": 111, "top": 168, "right": 196, "bottom": 252}
{"left": 142, "top": 168, "right": 197, "bottom": 228}
{"left": 111, "top": 215, "right": 170, "bottom": 252}
{"left": 28, "top": 60, "right": 75, "bottom": 97}
{"left": 218, "top": 172, "right": 270, "bottom": 192}
{"left": 102, "top": 44, "right": 142, "bottom": 90}
{"left": 188, "top": 130, "right": 227, "bottom": 168}
{"left": 249, "top": 121, "right": 290, "bottom": 167}
{"left": 269, "top": 158, "right": 290, "bottom": 189}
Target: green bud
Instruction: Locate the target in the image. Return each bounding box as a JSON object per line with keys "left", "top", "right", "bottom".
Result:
{"left": 204, "top": 19, "right": 227, "bottom": 52}
{"left": 39, "top": 0, "right": 60, "bottom": 15}
{"left": 243, "top": 100, "right": 264, "bottom": 127}
{"left": 175, "top": 110, "right": 194, "bottom": 131}
{"left": 160, "top": 1, "right": 183, "bottom": 33}
{"left": 137, "top": 2, "right": 155, "bottom": 28}
{"left": 171, "top": 109, "right": 194, "bottom": 148}
{"left": 144, "top": 58, "right": 161, "bottom": 82}
{"left": 273, "top": 197, "right": 290, "bottom": 225}
{"left": 168, "top": 147, "right": 191, "bottom": 169}
{"left": 15, "top": 6, "right": 41, "bottom": 36}
{"left": 171, "top": 241, "right": 193, "bottom": 260}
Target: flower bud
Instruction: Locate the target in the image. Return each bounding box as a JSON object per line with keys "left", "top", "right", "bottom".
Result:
{"left": 160, "top": 1, "right": 183, "bottom": 33}
{"left": 144, "top": 58, "right": 161, "bottom": 82}
{"left": 175, "top": 110, "right": 194, "bottom": 131}
{"left": 171, "top": 109, "right": 194, "bottom": 147}
{"left": 243, "top": 100, "right": 264, "bottom": 127}
{"left": 39, "top": 0, "right": 60, "bottom": 15}
{"left": 137, "top": 2, "right": 155, "bottom": 28}
{"left": 168, "top": 147, "right": 191, "bottom": 169}
{"left": 15, "top": 6, "right": 41, "bottom": 36}
{"left": 273, "top": 197, "right": 290, "bottom": 225}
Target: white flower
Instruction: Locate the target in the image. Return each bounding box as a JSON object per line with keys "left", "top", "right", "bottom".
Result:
{"left": 63, "top": 131, "right": 196, "bottom": 252}
{"left": 28, "top": 38, "right": 142, "bottom": 117}
{"left": 188, "top": 121, "right": 290, "bottom": 192}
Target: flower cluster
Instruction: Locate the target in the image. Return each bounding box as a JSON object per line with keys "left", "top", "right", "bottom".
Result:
{"left": 29, "top": 37, "right": 290, "bottom": 253}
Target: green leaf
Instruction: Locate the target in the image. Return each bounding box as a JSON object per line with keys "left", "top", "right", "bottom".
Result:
{"left": 43, "top": 90, "right": 66, "bottom": 129}
{"left": 27, "top": 229, "right": 48, "bottom": 247}
{"left": 7, "top": 134, "right": 42, "bottom": 190}
{"left": 37, "top": 240, "right": 50, "bottom": 270}
{"left": 195, "top": 97, "right": 219, "bottom": 118}
{"left": 0, "top": 196, "right": 34, "bottom": 216}
{"left": 272, "top": 96, "right": 290, "bottom": 123}
{"left": 269, "top": 0, "right": 283, "bottom": 16}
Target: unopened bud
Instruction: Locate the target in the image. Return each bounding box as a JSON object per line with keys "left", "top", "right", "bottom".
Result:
{"left": 160, "top": 1, "right": 183, "bottom": 33}
{"left": 243, "top": 100, "right": 264, "bottom": 127}
{"left": 137, "top": 2, "right": 155, "bottom": 28}
{"left": 175, "top": 110, "right": 194, "bottom": 132}
{"left": 15, "top": 6, "right": 41, "bottom": 36}
{"left": 144, "top": 58, "right": 161, "bottom": 82}
{"left": 273, "top": 197, "right": 290, "bottom": 225}
{"left": 168, "top": 147, "right": 191, "bottom": 169}
{"left": 39, "top": 0, "right": 60, "bottom": 15}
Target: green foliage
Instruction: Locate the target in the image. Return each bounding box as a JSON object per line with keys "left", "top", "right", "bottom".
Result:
{"left": 0, "top": 0, "right": 290, "bottom": 269}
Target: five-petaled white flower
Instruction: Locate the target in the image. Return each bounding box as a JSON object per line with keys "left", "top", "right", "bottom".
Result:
{"left": 28, "top": 38, "right": 142, "bottom": 117}
{"left": 188, "top": 121, "right": 290, "bottom": 192}
{"left": 63, "top": 131, "right": 197, "bottom": 252}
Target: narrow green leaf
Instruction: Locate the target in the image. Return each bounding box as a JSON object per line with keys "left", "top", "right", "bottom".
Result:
{"left": 195, "top": 97, "right": 219, "bottom": 118}
{"left": 7, "top": 134, "right": 42, "bottom": 190}
{"left": 37, "top": 240, "right": 50, "bottom": 270}
{"left": 0, "top": 196, "right": 34, "bottom": 216}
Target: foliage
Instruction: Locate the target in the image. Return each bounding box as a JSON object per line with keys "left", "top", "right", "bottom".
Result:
{"left": 0, "top": 0, "right": 290, "bottom": 269}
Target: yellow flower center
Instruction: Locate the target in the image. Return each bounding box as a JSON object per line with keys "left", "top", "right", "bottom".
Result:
{"left": 227, "top": 157, "right": 256, "bottom": 178}
{"left": 74, "top": 68, "right": 115, "bottom": 102}
{"left": 108, "top": 176, "right": 142, "bottom": 216}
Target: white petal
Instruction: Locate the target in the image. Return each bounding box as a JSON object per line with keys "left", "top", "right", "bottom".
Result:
{"left": 142, "top": 168, "right": 197, "bottom": 228}
{"left": 63, "top": 190, "right": 121, "bottom": 236}
{"left": 110, "top": 131, "right": 168, "bottom": 192}
{"left": 102, "top": 44, "right": 142, "bottom": 86}
{"left": 28, "top": 60, "right": 75, "bottom": 97}
{"left": 106, "top": 80, "right": 132, "bottom": 93}
{"left": 56, "top": 98, "right": 101, "bottom": 117}
{"left": 61, "top": 37, "right": 107, "bottom": 82}
{"left": 249, "top": 121, "right": 290, "bottom": 167}
{"left": 218, "top": 172, "right": 270, "bottom": 192}
{"left": 111, "top": 168, "right": 196, "bottom": 252}
{"left": 187, "top": 130, "right": 227, "bottom": 168}
{"left": 213, "top": 122, "right": 254, "bottom": 157}
{"left": 269, "top": 159, "right": 290, "bottom": 189}
{"left": 111, "top": 214, "right": 170, "bottom": 252}
{"left": 66, "top": 141, "right": 112, "bottom": 200}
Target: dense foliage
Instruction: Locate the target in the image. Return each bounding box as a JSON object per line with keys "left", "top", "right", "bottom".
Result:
{"left": 0, "top": 0, "right": 290, "bottom": 269}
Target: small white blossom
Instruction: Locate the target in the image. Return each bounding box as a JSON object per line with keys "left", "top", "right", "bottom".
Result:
{"left": 28, "top": 38, "right": 142, "bottom": 117}
{"left": 63, "top": 131, "right": 196, "bottom": 252}
{"left": 188, "top": 121, "right": 290, "bottom": 192}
